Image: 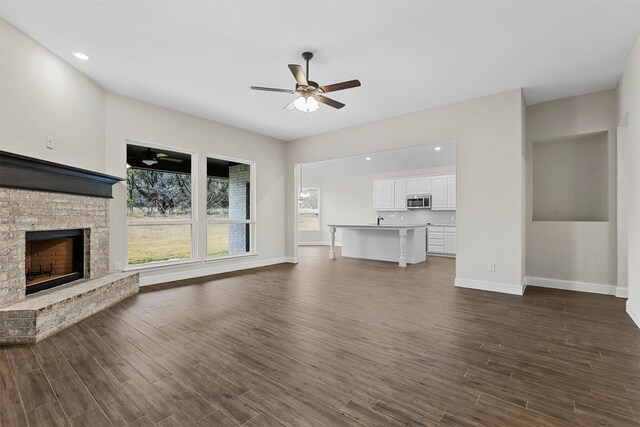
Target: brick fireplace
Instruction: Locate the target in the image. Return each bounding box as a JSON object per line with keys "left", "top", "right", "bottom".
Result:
{"left": 0, "top": 151, "right": 139, "bottom": 343}
{"left": 25, "top": 229, "right": 85, "bottom": 294}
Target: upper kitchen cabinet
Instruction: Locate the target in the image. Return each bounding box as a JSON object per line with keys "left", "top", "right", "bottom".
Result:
{"left": 373, "top": 180, "right": 396, "bottom": 210}
{"left": 431, "top": 175, "right": 456, "bottom": 211}
{"left": 394, "top": 179, "right": 407, "bottom": 210}
{"left": 406, "top": 177, "right": 431, "bottom": 195}
{"left": 447, "top": 175, "right": 456, "bottom": 209}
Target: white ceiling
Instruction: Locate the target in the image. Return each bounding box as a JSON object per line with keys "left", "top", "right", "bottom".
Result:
{"left": 1, "top": 1, "right": 639, "bottom": 141}
{"left": 303, "top": 141, "right": 456, "bottom": 180}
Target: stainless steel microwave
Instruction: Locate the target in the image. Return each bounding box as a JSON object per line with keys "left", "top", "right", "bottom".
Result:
{"left": 406, "top": 195, "right": 431, "bottom": 209}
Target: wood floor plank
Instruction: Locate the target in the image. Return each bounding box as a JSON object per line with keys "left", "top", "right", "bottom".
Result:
{"left": 0, "top": 387, "right": 28, "bottom": 426}
{"left": 69, "top": 407, "right": 112, "bottom": 427}
{"left": 1, "top": 247, "right": 639, "bottom": 426}
{"left": 25, "top": 400, "right": 70, "bottom": 427}
{"left": 31, "top": 338, "right": 75, "bottom": 381}
{"left": 67, "top": 354, "right": 143, "bottom": 426}
{"left": 50, "top": 374, "right": 99, "bottom": 419}
{"left": 14, "top": 369, "right": 57, "bottom": 411}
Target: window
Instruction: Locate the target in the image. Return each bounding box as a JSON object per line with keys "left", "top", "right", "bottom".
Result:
{"left": 298, "top": 188, "right": 320, "bottom": 231}
{"left": 126, "top": 143, "right": 193, "bottom": 265}
{"left": 207, "top": 156, "right": 254, "bottom": 257}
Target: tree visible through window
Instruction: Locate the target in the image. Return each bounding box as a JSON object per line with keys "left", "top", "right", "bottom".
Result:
{"left": 126, "top": 144, "right": 193, "bottom": 265}
{"left": 298, "top": 188, "right": 320, "bottom": 231}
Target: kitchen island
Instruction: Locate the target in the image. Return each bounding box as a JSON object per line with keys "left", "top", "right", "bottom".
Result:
{"left": 328, "top": 224, "right": 426, "bottom": 267}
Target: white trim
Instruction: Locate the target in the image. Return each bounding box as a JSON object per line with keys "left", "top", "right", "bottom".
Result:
{"left": 525, "top": 276, "right": 627, "bottom": 298}
{"left": 205, "top": 252, "right": 258, "bottom": 262}
{"left": 125, "top": 258, "right": 199, "bottom": 272}
{"left": 139, "top": 256, "right": 288, "bottom": 286}
{"left": 285, "top": 257, "right": 299, "bottom": 264}
{"left": 616, "top": 287, "right": 629, "bottom": 298}
{"left": 627, "top": 301, "right": 640, "bottom": 329}
{"left": 297, "top": 241, "right": 342, "bottom": 246}
{"left": 455, "top": 277, "right": 526, "bottom": 295}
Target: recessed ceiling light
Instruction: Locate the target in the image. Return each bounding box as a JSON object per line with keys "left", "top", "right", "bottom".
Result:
{"left": 434, "top": 146, "right": 441, "bottom": 151}
{"left": 365, "top": 156, "right": 372, "bottom": 161}
{"left": 73, "top": 52, "right": 89, "bottom": 61}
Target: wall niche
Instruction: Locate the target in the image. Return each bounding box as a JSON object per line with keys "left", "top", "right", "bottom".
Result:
{"left": 532, "top": 131, "right": 608, "bottom": 222}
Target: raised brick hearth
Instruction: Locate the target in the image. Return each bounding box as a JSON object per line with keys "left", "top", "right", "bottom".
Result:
{"left": 0, "top": 186, "right": 139, "bottom": 343}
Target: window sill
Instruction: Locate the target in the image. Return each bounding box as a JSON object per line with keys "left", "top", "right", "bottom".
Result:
{"left": 124, "top": 258, "right": 200, "bottom": 272}
{"left": 299, "top": 229, "right": 322, "bottom": 232}
{"left": 205, "top": 252, "right": 259, "bottom": 263}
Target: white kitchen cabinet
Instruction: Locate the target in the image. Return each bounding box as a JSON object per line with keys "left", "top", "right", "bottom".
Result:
{"left": 431, "top": 176, "right": 448, "bottom": 209}
{"left": 382, "top": 180, "right": 395, "bottom": 210}
{"left": 418, "top": 177, "right": 431, "bottom": 194}
{"left": 406, "top": 177, "right": 431, "bottom": 195}
{"left": 427, "top": 226, "right": 456, "bottom": 255}
{"left": 445, "top": 227, "right": 457, "bottom": 254}
{"left": 406, "top": 178, "right": 419, "bottom": 195}
{"left": 373, "top": 181, "right": 385, "bottom": 210}
{"left": 447, "top": 176, "right": 456, "bottom": 209}
{"left": 394, "top": 179, "right": 407, "bottom": 210}
{"left": 431, "top": 175, "right": 456, "bottom": 210}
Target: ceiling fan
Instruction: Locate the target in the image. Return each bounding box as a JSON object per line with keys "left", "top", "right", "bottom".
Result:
{"left": 250, "top": 52, "right": 361, "bottom": 112}
{"left": 128, "top": 148, "right": 182, "bottom": 166}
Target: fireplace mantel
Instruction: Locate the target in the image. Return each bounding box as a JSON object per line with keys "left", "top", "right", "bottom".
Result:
{"left": 0, "top": 151, "right": 123, "bottom": 198}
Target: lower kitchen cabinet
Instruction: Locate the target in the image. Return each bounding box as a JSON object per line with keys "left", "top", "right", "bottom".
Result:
{"left": 427, "top": 226, "right": 456, "bottom": 256}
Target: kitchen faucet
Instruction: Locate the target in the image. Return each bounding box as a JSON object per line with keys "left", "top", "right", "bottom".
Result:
{"left": 377, "top": 216, "right": 384, "bottom": 226}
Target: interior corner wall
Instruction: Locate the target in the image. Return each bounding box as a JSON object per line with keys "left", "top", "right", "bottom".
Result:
{"left": 287, "top": 89, "right": 526, "bottom": 291}
{"left": 105, "top": 94, "right": 288, "bottom": 282}
{"left": 617, "top": 35, "right": 640, "bottom": 324}
{"left": 0, "top": 19, "right": 106, "bottom": 173}
{"left": 525, "top": 90, "right": 618, "bottom": 287}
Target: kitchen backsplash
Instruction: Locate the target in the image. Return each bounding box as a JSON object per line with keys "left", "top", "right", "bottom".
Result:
{"left": 377, "top": 209, "right": 456, "bottom": 225}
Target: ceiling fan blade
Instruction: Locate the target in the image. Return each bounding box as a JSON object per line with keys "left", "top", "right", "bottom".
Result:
{"left": 288, "top": 64, "right": 308, "bottom": 86}
{"left": 316, "top": 95, "right": 345, "bottom": 109}
{"left": 251, "top": 86, "right": 295, "bottom": 93}
{"left": 158, "top": 157, "right": 182, "bottom": 163}
{"left": 283, "top": 99, "right": 297, "bottom": 110}
{"left": 320, "top": 79, "right": 361, "bottom": 93}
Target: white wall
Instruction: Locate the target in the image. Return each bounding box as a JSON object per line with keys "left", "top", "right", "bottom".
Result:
{"left": 0, "top": 19, "right": 289, "bottom": 285}
{"left": 526, "top": 90, "right": 618, "bottom": 288}
{"left": 105, "top": 94, "right": 288, "bottom": 283}
{"left": 0, "top": 19, "right": 106, "bottom": 173}
{"left": 299, "top": 166, "right": 455, "bottom": 245}
{"left": 287, "top": 89, "right": 526, "bottom": 292}
{"left": 617, "top": 35, "right": 640, "bottom": 325}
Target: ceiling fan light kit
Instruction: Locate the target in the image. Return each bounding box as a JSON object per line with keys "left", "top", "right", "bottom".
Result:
{"left": 251, "top": 51, "right": 361, "bottom": 112}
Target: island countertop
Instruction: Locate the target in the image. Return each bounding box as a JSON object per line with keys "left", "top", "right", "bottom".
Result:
{"left": 327, "top": 224, "right": 427, "bottom": 229}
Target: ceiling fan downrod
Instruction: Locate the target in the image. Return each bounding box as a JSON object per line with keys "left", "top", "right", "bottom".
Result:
{"left": 302, "top": 51, "right": 313, "bottom": 82}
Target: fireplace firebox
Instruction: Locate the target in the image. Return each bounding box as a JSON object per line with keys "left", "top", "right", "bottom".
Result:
{"left": 25, "top": 229, "right": 84, "bottom": 295}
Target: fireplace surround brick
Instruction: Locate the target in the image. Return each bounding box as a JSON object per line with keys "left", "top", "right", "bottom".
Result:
{"left": 0, "top": 187, "right": 139, "bottom": 343}
{"left": 0, "top": 188, "right": 109, "bottom": 305}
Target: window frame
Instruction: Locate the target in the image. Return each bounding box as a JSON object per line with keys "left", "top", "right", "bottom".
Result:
{"left": 205, "top": 153, "right": 257, "bottom": 260}
{"left": 298, "top": 187, "right": 321, "bottom": 231}
{"left": 124, "top": 139, "right": 197, "bottom": 268}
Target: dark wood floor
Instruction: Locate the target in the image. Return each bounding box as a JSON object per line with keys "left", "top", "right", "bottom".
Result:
{"left": 1, "top": 246, "right": 639, "bottom": 426}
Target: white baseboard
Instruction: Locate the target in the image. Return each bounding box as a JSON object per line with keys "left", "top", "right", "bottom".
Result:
{"left": 627, "top": 301, "right": 640, "bottom": 329}
{"left": 139, "top": 256, "right": 289, "bottom": 287}
{"left": 525, "top": 276, "right": 627, "bottom": 298}
{"left": 297, "top": 241, "right": 342, "bottom": 246}
{"left": 455, "top": 277, "right": 526, "bottom": 295}
{"left": 285, "top": 256, "right": 299, "bottom": 264}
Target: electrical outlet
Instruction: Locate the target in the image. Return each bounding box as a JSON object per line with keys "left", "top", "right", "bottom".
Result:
{"left": 400, "top": 216, "right": 404, "bottom": 221}
{"left": 114, "top": 262, "right": 122, "bottom": 271}
{"left": 488, "top": 262, "right": 496, "bottom": 272}
{"left": 46, "top": 136, "right": 53, "bottom": 149}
